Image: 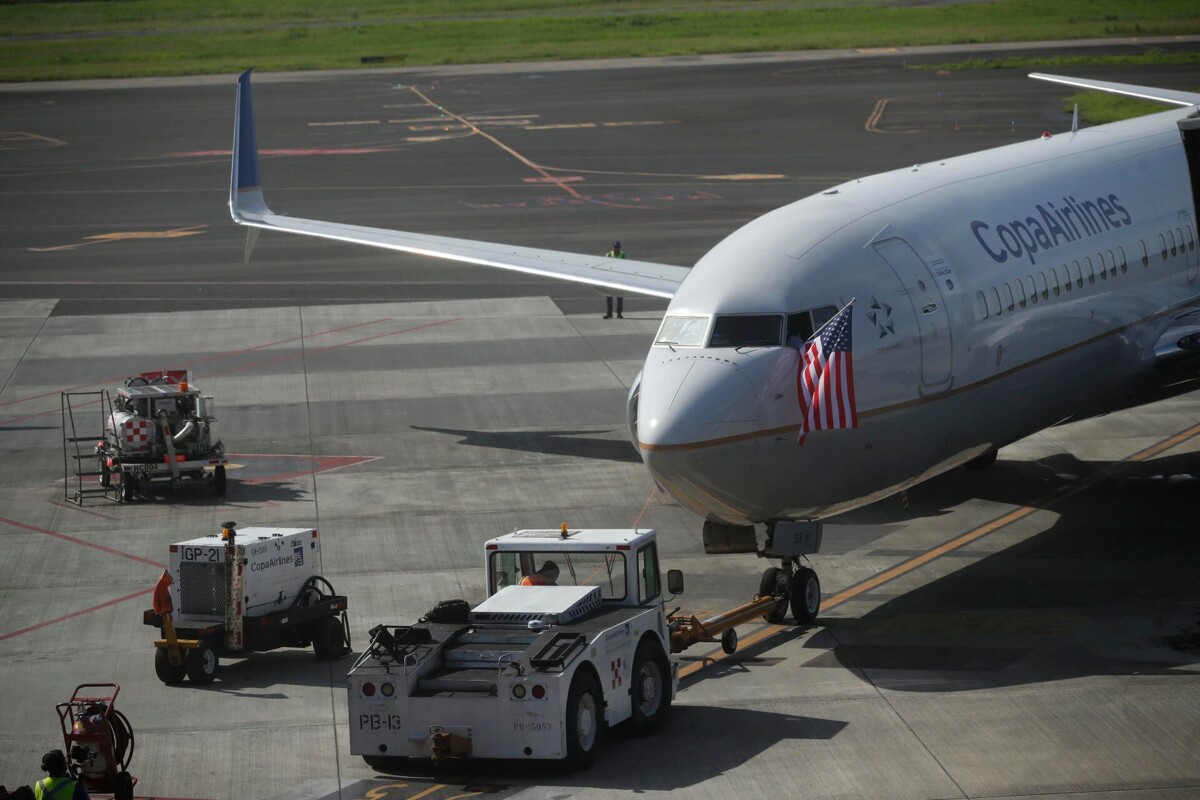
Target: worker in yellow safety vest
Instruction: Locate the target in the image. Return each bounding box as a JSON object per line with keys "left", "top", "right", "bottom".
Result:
{"left": 604, "top": 241, "right": 626, "bottom": 319}
{"left": 33, "top": 751, "right": 88, "bottom": 800}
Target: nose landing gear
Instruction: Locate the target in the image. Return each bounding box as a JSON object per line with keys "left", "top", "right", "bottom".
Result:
{"left": 761, "top": 519, "right": 823, "bottom": 625}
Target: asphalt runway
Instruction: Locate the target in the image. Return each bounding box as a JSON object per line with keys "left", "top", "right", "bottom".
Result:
{"left": 2, "top": 41, "right": 1200, "bottom": 799}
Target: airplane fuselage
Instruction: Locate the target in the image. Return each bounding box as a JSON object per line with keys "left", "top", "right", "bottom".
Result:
{"left": 635, "top": 107, "right": 1200, "bottom": 524}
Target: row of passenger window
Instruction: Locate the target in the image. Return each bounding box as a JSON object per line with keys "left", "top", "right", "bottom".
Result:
{"left": 972, "top": 223, "right": 1198, "bottom": 321}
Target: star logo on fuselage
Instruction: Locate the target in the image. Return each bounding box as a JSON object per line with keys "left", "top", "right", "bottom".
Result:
{"left": 867, "top": 297, "right": 894, "bottom": 338}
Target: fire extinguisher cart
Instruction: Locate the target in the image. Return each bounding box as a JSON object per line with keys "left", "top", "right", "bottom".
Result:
{"left": 55, "top": 683, "right": 136, "bottom": 800}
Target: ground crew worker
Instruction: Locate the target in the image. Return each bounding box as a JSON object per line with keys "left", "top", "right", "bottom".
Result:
{"left": 520, "top": 560, "right": 560, "bottom": 586}
{"left": 33, "top": 750, "right": 87, "bottom": 800}
{"left": 605, "top": 241, "right": 626, "bottom": 319}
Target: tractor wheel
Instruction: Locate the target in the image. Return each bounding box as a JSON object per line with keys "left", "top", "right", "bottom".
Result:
{"left": 185, "top": 639, "right": 219, "bottom": 685}
{"left": 564, "top": 670, "right": 604, "bottom": 769}
{"left": 213, "top": 464, "right": 227, "bottom": 496}
{"left": 154, "top": 647, "right": 186, "bottom": 685}
{"left": 628, "top": 640, "right": 671, "bottom": 735}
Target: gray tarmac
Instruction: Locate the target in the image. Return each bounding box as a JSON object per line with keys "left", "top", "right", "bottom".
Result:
{"left": 2, "top": 42, "right": 1199, "bottom": 800}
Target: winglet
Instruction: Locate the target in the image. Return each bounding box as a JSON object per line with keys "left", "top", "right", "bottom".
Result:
{"left": 230, "top": 68, "right": 269, "bottom": 222}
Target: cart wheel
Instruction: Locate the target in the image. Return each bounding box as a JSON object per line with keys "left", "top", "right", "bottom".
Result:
{"left": 213, "top": 464, "right": 227, "bottom": 496}
{"left": 758, "top": 567, "right": 788, "bottom": 624}
{"left": 185, "top": 639, "right": 219, "bottom": 685}
{"left": 121, "top": 476, "right": 135, "bottom": 502}
{"left": 154, "top": 647, "right": 186, "bottom": 685}
{"left": 564, "top": 670, "right": 604, "bottom": 769}
{"left": 313, "top": 616, "right": 347, "bottom": 661}
{"left": 114, "top": 770, "right": 134, "bottom": 800}
{"left": 721, "top": 627, "right": 738, "bottom": 654}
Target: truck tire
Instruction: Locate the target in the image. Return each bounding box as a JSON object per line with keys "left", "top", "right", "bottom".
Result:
{"left": 213, "top": 464, "right": 227, "bottom": 496}
{"left": 565, "top": 670, "right": 604, "bottom": 769}
{"left": 758, "top": 567, "right": 788, "bottom": 624}
{"left": 628, "top": 640, "right": 671, "bottom": 734}
{"left": 789, "top": 567, "right": 821, "bottom": 625}
{"left": 154, "top": 647, "right": 186, "bottom": 685}
{"left": 121, "top": 476, "right": 135, "bottom": 503}
{"left": 185, "top": 639, "right": 219, "bottom": 685}
{"left": 313, "top": 615, "right": 348, "bottom": 661}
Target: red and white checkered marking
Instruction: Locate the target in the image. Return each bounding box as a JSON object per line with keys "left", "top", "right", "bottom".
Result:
{"left": 610, "top": 657, "right": 623, "bottom": 689}
{"left": 124, "top": 419, "right": 151, "bottom": 449}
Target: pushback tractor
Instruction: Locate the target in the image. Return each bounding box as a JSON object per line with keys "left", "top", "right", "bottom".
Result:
{"left": 348, "top": 525, "right": 818, "bottom": 769}
{"left": 144, "top": 522, "right": 350, "bottom": 684}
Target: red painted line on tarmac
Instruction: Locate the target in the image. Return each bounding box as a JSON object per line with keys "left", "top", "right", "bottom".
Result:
{"left": 0, "top": 317, "right": 391, "bottom": 414}
{"left": 0, "top": 587, "right": 153, "bottom": 642}
{"left": 0, "top": 516, "right": 165, "bottom": 569}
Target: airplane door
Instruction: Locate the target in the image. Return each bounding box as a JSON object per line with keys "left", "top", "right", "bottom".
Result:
{"left": 873, "top": 237, "right": 954, "bottom": 390}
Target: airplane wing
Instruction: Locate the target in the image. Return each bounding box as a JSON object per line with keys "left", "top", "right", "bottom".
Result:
{"left": 1029, "top": 72, "right": 1200, "bottom": 108}
{"left": 229, "top": 70, "right": 689, "bottom": 299}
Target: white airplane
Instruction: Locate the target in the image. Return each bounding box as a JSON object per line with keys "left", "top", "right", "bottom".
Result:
{"left": 230, "top": 69, "right": 1200, "bottom": 619}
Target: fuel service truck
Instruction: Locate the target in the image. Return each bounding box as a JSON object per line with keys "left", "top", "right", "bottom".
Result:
{"left": 96, "top": 369, "right": 228, "bottom": 500}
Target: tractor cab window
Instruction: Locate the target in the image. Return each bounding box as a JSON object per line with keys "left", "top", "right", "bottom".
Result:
{"left": 709, "top": 314, "right": 783, "bottom": 348}
{"left": 638, "top": 543, "right": 661, "bottom": 603}
{"left": 490, "top": 550, "right": 628, "bottom": 600}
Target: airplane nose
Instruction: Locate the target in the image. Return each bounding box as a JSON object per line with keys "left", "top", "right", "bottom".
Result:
{"left": 636, "top": 352, "right": 766, "bottom": 521}
{"left": 637, "top": 354, "right": 759, "bottom": 444}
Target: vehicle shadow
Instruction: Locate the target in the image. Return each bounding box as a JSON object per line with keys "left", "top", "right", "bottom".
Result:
{"left": 360, "top": 704, "right": 847, "bottom": 790}
{"left": 411, "top": 424, "right": 641, "bottom": 463}
{"left": 126, "top": 477, "right": 310, "bottom": 506}
{"left": 181, "top": 649, "right": 353, "bottom": 694}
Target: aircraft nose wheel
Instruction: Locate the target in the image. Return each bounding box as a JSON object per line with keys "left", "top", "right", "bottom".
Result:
{"left": 789, "top": 566, "right": 821, "bottom": 624}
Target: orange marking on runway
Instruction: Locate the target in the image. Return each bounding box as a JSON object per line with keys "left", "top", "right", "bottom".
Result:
{"left": 28, "top": 225, "right": 207, "bottom": 252}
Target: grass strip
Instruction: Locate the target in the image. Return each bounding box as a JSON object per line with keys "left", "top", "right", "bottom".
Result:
{"left": 1, "top": 0, "right": 1198, "bottom": 82}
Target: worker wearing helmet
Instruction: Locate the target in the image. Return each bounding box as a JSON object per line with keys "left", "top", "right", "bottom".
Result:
{"left": 604, "top": 241, "right": 626, "bottom": 319}
{"left": 520, "top": 560, "right": 560, "bottom": 586}
{"left": 33, "top": 750, "right": 87, "bottom": 800}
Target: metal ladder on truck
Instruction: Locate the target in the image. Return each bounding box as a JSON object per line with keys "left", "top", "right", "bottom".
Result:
{"left": 62, "top": 390, "right": 119, "bottom": 505}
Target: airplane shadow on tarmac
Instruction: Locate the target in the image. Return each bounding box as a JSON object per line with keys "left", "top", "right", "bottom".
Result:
{"left": 814, "top": 450, "right": 1200, "bottom": 692}
{"left": 411, "top": 425, "right": 641, "bottom": 463}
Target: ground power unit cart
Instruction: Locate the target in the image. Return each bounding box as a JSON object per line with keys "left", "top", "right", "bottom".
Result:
{"left": 144, "top": 522, "right": 350, "bottom": 684}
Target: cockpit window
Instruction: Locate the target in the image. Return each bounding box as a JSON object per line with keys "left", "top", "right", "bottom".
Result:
{"left": 709, "top": 314, "right": 783, "bottom": 348}
{"left": 787, "top": 306, "right": 837, "bottom": 345}
{"left": 655, "top": 315, "right": 708, "bottom": 347}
